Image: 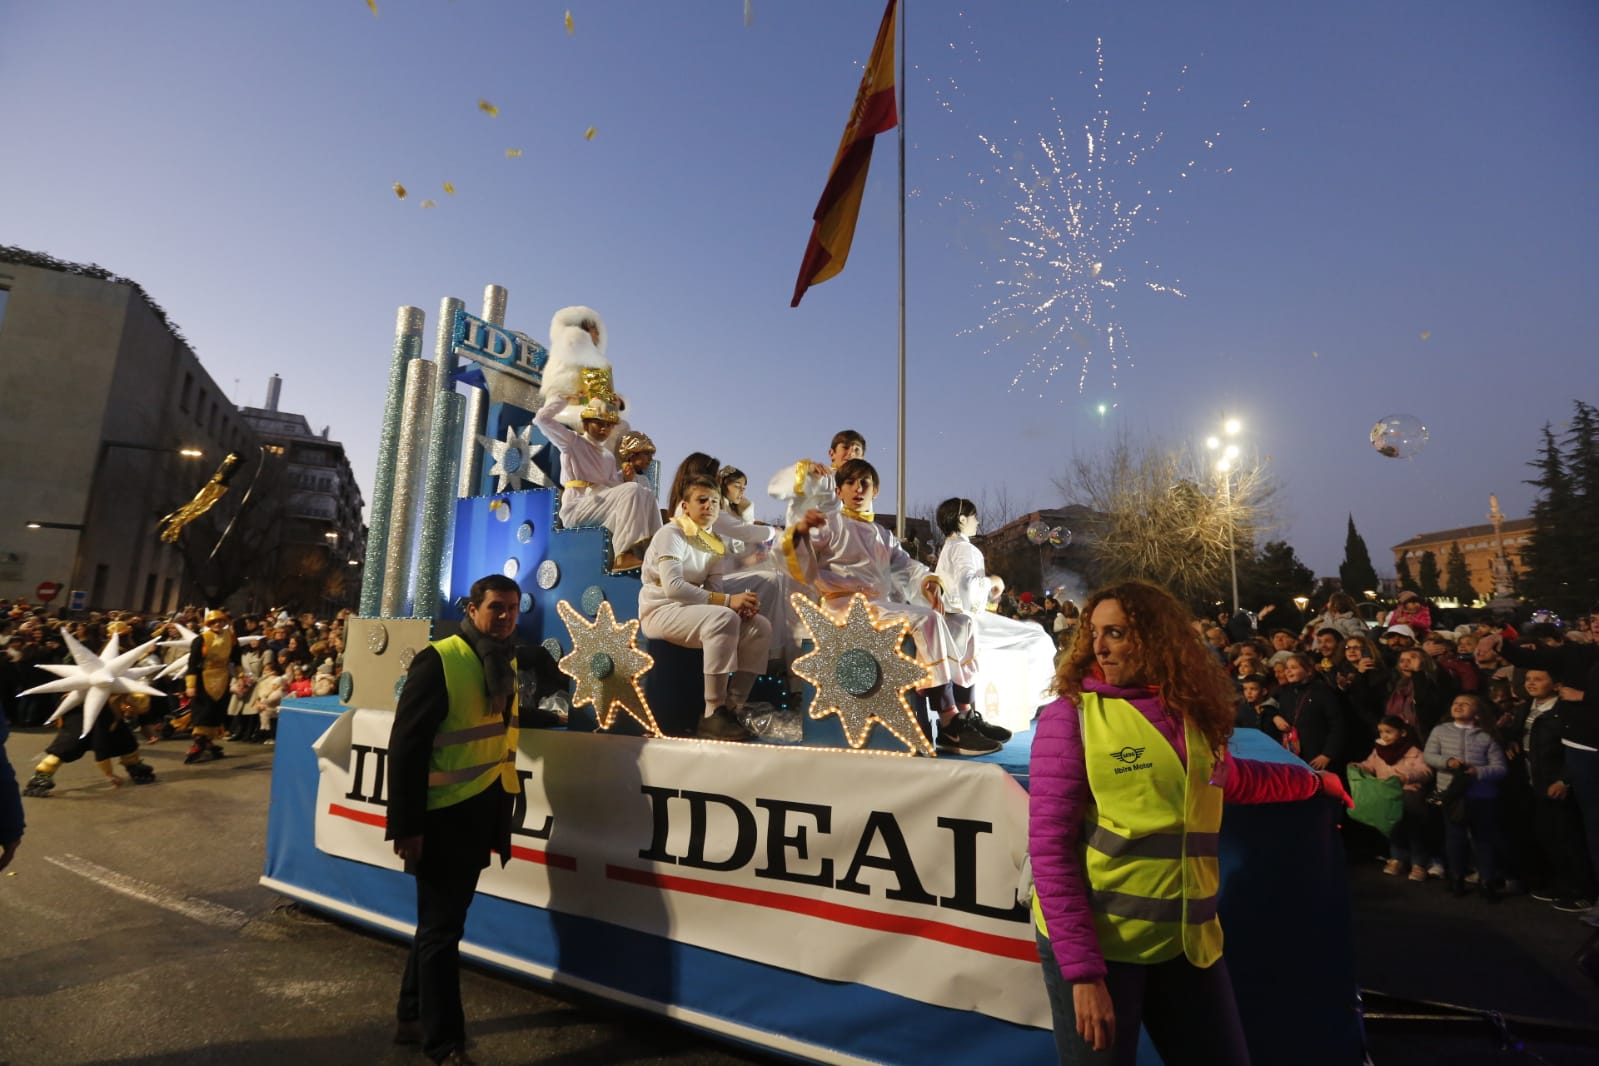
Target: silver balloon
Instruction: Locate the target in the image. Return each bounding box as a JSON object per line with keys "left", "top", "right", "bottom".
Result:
{"left": 1370, "top": 414, "right": 1429, "bottom": 459}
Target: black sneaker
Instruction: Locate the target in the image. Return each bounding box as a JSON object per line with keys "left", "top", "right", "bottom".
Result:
{"left": 696, "top": 707, "right": 754, "bottom": 742}
{"left": 964, "top": 709, "right": 1012, "bottom": 743}
{"left": 126, "top": 762, "right": 157, "bottom": 784}
{"left": 1553, "top": 897, "right": 1595, "bottom": 913}
{"left": 22, "top": 772, "right": 55, "bottom": 797}
{"left": 936, "top": 713, "right": 1002, "bottom": 756}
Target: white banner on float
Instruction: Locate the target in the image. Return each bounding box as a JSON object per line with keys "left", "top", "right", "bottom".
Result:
{"left": 312, "top": 708, "right": 1048, "bottom": 1028}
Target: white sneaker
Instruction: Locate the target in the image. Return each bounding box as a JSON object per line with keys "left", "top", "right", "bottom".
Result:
{"left": 1465, "top": 871, "right": 1481, "bottom": 885}
{"left": 1427, "top": 862, "right": 1446, "bottom": 879}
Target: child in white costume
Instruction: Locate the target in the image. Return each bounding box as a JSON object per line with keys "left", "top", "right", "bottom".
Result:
{"left": 785, "top": 459, "right": 999, "bottom": 756}
{"left": 934, "top": 497, "right": 1055, "bottom": 734}
{"left": 639, "top": 475, "right": 770, "bottom": 742}
{"left": 767, "top": 429, "right": 866, "bottom": 526}
{"left": 534, "top": 393, "right": 661, "bottom": 570}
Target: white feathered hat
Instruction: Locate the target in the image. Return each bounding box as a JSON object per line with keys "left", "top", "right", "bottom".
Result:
{"left": 549, "top": 305, "right": 607, "bottom": 356}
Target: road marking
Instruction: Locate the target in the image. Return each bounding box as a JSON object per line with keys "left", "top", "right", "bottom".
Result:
{"left": 46, "top": 853, "right": 250, "bottom": 930}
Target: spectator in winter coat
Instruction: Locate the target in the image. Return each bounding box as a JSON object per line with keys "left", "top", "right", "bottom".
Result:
{"left": 1423, "top": 633, "right": 1479, "bottom": 693}
{"left": 1385, "top": 591, "right": 1433, "bottom": 636}
{"left": 1351, "top": 716, "right": 1434, "bottom": 881}
{"left": 1388, "top": 648, "right": 1454, "bottom": 740}
{"left": 1425, "top": 694, "right": 1509, "bottom": 900}
{"left": 1334, "top": 631, "right": 1392, "bottom": 751}
{"left": 1028, "top": 581, "right": 1344, "bottom": 1064}
{"left": 1506, "top": 669, "right": 1596, "bottom": 911}
{"left": 1264, "top": 653, "right": 1347, "bottom": 770}
{"left": 1309, "top": 592, "right": 1369, "bottom": 641}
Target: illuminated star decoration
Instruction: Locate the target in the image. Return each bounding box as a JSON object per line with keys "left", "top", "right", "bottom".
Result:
{"left": 479, "top": 422, "right": 549, "bottom": 493}
{"left": 555, "top": 600, "right": 659, "bottom": 735}
{"left": 20, "top": 630, "right": 166, "bottom": 738}
{"left": 789, "top": 593, "right": 936, "bottom": 756}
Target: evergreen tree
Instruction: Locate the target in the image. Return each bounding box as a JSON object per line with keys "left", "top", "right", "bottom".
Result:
{"left": 1417, "top": 550, "right": 1442, "bottom": 599}
{"left": 1444, "top": 541, "right": 1476, "bottom": 604}
{"left": 1562, "top": 401, "right": 1599, "bottom": 611}
{"left": 1237, "top": 539, "right": 1315, "bottom": 618}
{"left": 1338, "top": 515, "right": 1381, "bottom": 597}
{"left": 1521, "top": 421, "right": 1578, "bottom": 611}
{"left": 1396, "top": 554, "right": 1417, "bottom": 592}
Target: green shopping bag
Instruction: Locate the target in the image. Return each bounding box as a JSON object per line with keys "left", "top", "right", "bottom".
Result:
{"left": 1346, "top": 765, "right": 1404, "bottom": 836}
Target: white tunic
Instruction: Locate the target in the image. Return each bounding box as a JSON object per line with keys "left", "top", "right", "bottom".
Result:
{"left": 639, "top": 518, "right": 771, "bottom": 678}
{"left": 936, "top": 534, "right": 1056, "bottom": 730}
{"left": 534, "top": 395, "right": 660, "bottom": 555}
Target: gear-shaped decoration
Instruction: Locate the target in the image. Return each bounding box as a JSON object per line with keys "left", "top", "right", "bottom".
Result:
{"left": 555, "top": 599, "right": 659, "bottom": 735}
{"left": 20, "top": 629, "right": 168, "bottom": 739}
{"left": 789, "top": 593, "right": 936, "bottom": 756}
{"left": 367, "top": 621, "right": 389, "bottom": 655}
{"left": 479, "top": 422, "right": 550, "bottom": 493}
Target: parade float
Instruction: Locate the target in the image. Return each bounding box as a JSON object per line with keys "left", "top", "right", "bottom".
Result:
{"left": 261, "top": 285, "right": 1361, "bottom": 1065}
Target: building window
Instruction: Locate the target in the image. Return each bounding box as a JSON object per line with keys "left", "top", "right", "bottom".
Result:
{"left": 0, "top": 286, "right": 9, "bottom": 333}
{"left": 181, "top": 372, "right": 194, "bottom": 413}
{"left": 197, "top": 387, "right": 208, "bottom": 424}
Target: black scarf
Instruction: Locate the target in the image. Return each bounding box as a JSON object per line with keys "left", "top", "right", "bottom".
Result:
{"left": 460, "top": 616, "right": 516, "bottom": 719}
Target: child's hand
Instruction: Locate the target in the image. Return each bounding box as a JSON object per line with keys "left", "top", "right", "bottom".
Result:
{"left": 728, "top": 591, "right": 759, "bottom": 618}
{"left": 793, "top": 509, "right": 827, "bottom": 536}
{"left": 1446, "top": 757, "right": 1462, "bottom": 769}
{"left": 1309, "top": 754, "right": 1331, "bottom": 770}
{"left": 1548, "top": 781, "right": 1569, "bottom": 800}
{"left": 989, "top": 575, "right": 1005, "bottom": 599}
{"left": 1272, "top": 715, "right": 1291, "bottom": 733}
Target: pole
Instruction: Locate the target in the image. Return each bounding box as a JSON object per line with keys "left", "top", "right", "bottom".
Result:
{"left": 894, "top": 0, "right": 907, "bottom": 540}
{"left": 1225, "top": 474, "right": 1240, "bottom": 614}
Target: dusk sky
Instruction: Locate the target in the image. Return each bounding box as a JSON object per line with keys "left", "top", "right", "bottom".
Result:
{"left": 3, "top": 1, "right": 1595, "bottom": 580}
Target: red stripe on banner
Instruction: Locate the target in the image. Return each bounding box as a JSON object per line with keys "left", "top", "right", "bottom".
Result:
{"left": 327, "top": 802, "right": 387, "bottom": 828}
{"left": 511, "top": 844, "right": 578, "bottom": 871}
{"left": 605, "top": 864, "right": 1034, "bottom": 962}
{"left": 325, "top": 805, "right": 577, "bottom": 870}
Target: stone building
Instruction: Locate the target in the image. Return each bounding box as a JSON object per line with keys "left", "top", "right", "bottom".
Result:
{"left": 1390, "top": 517, "right": 1532, "bottom": 602}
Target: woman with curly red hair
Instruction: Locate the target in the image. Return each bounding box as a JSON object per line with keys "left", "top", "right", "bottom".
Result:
{"left": 1028, "top": 580, "right": 1348, "bottom": 1064}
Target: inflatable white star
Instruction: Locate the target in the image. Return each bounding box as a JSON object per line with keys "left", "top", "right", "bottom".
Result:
{"left": 479, "top": 423, "right": 550, "bottom": 493}
{"left": 154, "top": 623, "right": 199, "bottom": 681}
{"left": 21, "top": 629, "right": 168, "bottom": 738}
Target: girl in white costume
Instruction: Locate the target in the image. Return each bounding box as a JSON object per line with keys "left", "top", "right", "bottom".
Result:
{"left": 719, "top": 466, "right": 755, "bottom": 524}
{"left": 639, "top": 475, "right": 770, "bottom": 742}
{"left": 534, "top": 393, "right": 660, "bottom": 570}
{"left": 934, "top": 497, "right": 1056, "bottom": 732}
{"left": 785, "top": 459, "right": 999, "bottom": 756}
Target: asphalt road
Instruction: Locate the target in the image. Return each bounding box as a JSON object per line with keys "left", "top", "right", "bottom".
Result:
{"left": 0, "top": 729, "right": 774, "bottom": 1066}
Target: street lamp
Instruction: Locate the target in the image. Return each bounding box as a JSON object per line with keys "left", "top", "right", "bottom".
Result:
{"left": 1205, "top": 418, "right": 1245, "bottom": 615}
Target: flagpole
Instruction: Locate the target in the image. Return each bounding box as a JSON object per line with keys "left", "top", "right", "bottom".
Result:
{"left": 894, "top": 0, "right": 907, "bottom": 541}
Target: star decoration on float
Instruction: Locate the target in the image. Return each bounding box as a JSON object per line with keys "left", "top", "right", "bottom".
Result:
{"left": 20, "top": 630, "right": 167, "bottom": 738}
{"left": 555, "top": 599, "right": 659, "bottom": 735}
{"left": 478, "top": 422, "right": 549, "bottom": 493}
{"left": 789, "top": 593, "right": 936, "bottom": 756}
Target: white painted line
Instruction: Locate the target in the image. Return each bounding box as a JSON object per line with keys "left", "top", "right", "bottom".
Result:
{"left": 47, "top": 853, "right": 250, "bottom": 930}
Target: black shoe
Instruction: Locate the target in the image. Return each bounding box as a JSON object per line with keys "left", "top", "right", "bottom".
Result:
{"left": 22, "top": 772, "right": 54, "bottom": 797}
{"left": 126, "top": 762, "right": 157, "bottom": 785}
{"left": 1480, "top": 883, "right": 1501, "bottom": 904}
{"left": 203, "top": 745, "right": 226, "bottom": 761}
{"left": 696, "top": 707, "right": 753, "bottom": 742}
{"left": 936, "top": 713, "right": 1002, "bottom": 756}
{"left": 1553, "top": 897, "right": 1595, "bottom": 913}
{"left": 964, "top": 708, "right": 1012, "bottom": 743}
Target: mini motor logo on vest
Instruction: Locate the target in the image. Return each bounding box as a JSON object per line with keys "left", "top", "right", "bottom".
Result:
{"left": 1109, "top": 746, "right": 1152, "bottom": 774}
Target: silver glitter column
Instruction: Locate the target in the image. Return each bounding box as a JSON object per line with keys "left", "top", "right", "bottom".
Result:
{"left": 361, "top": 306, "right": 424, "bottom": 616}
{"left": 382, "top": 357, "right": 436, "bottom": 618}
{"left": 412, "top": 297, "right": 465, "bottom": 618}
{"left": 456, "top": 284, "right": 505, "bottom": 497}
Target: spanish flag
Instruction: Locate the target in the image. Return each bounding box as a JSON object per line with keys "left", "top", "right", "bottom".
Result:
{"left": 790, "top": 0, "right": 899, "bottom": 308}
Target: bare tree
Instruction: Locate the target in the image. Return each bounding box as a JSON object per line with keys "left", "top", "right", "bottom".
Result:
{"left": 1053, "top": 435, "right": 1276, "bottom": 604}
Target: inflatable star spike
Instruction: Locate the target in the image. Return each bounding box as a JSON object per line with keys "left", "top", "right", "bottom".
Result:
{"left": 22, "top": 629, "right": 167, "bottom": 737}
{"left": 555, "top": 599, "right": 659, "bottom": 735}
{"left": 789, "top": 593, "right": 936, "bottom": 756}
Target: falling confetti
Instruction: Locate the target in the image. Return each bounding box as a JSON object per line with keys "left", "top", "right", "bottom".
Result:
{"left": 564, "top": 10, "right": 574, "bottom": 34}
{"left": 392, "top": 182, "right": 407, "bottom": 199}
{"left": 584, "top": 126, "right": 598, "bottom": 141}
{"left": 421, "top": 199, "right": 436, "bottom": 208}
{"left": 478, "top": 99, "right": 499, "bottom": 118}
{"left": 1419, "top": 330, "right": 1431, "bottom": 340}
{"left": 505, "top": 148, "right": 523, "bottom": 158}
{"left": 443, "top": 182, "right": 456, "bottom": 195}
{"left": 365, "top": 0, "right": 378, "bottom": 16}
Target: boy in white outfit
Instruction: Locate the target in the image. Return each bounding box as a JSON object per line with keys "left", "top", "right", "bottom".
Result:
{"left": 639, "top": 475, "right": 770, "bottom": 741}
{"left": 534, "top": 393, "right": 661, "bottom": 570}
{"left": 767, "top": 429, "right": 866, "bottom": 527}
{"left": 785, "top": 459, "right": 997, "bottom": 756}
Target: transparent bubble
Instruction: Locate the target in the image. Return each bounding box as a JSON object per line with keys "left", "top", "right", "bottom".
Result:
{"left": 1026, "top": 520, "right": 1049, "bottom": 545}
{"left": 1370, "top": 414, "right": 1429, "bottom": 459}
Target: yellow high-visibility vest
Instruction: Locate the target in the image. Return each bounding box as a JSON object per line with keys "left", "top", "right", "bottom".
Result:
{"left": 1033, "top": 690, "right": 1224, "bottom": 968}
{"left": 426, "top": 635, "right": 522, "bottom": 812}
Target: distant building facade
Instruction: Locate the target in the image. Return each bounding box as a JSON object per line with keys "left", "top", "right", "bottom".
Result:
{"left": 1390, "top": 517, "right": 1532, "bottom": 600}
{"left": 0, "top": 248, "right": 261, "bottom": 611}
{"left": 975, "top": 505, "right": 1099, "bottom": 604}
{"left": 239, "top": 375, "right": 367, "bottom": 615}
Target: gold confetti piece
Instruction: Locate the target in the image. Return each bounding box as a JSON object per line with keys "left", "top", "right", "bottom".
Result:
{"left": 443, "top": 182, "right": 455, "bottom": 195}
{"left": 1419, "top": 330, "right": 1431, "bottom": 340}
{"left": 505, "top": 148, "right": 523, "bottom": 158}
{"left": 366, "top": 0, "right": 378, "bottom": 16}
{"left": 564, "top": 10, "right": 574, "bottom": 34}
{"left": 392, "top": 182, "right": 407, "bottom": 199}
{"left": 478, "top": 99, "right": 499, "bottom": 118}
{"left": 421, "top": 199, "right": 436, "bottom": 209}
{"left": 584, "top": 126, "right": 597, "bottom": 141}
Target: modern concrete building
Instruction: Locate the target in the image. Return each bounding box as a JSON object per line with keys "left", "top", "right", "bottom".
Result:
{"left": 239, "top": 374, "right": 367, "bottom": 615}
{"left": 0, "top": 248, "right": 259, "bottom": 612}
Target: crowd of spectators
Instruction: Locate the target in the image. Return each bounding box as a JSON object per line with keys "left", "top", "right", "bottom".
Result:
{"left": 0, "top": 599, "right": 352, "bottom": 744}
{"left": 1208, "top": 593, "right": 1599, "bottom": 926}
